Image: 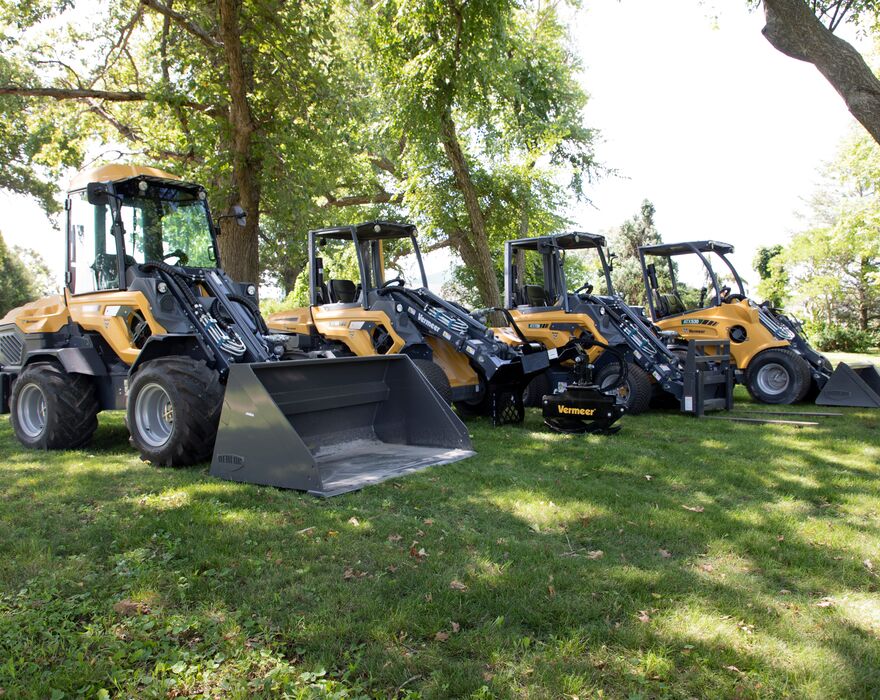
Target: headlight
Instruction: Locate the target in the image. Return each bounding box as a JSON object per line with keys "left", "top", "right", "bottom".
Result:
{"left": 246, "top": 284, "right": 256, "bottom": 296}
{"left": 157, "top": 282, "right": 168, "bottom": 294}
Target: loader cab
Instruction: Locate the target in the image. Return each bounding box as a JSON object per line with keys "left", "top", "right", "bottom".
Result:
{"left": 66, "top": 165, "right": 220, "bottom": 296}
{"left": 308, "top": 221, "right": 429, "bottom": 309}
{"left": 638, "top": 241, "right": 746, "bottom": 321}
{"left": 504, "top": 232, "right": 614, "bottom": 312}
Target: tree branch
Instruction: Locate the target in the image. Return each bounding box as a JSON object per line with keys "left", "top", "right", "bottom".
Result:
{"left": 0, "top": 85, "right": 214, "bottom": 112}
{"left": 762, "top": 0, "right": 880, "bottom": 144}
{"left": 322, "top": 191, "right": 403, "bottom": 207}
{"left": 140, "top": 0, "right": 223, "bottom": 49}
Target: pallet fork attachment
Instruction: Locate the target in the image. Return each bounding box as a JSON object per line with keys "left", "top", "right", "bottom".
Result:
{"left": 210, "top": 354, "right": 474, "bottom": 497}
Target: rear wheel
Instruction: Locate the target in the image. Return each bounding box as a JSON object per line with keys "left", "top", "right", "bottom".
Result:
{"left": 412, "top": 359, "right": 452, "bottom": 405}
{"left": 126, "top": 358, "right": 223, "bottom": 466}
{"left": 10, "top": 362, "right": 99, "bottom": 449}
{"left": 595, "top": 361, "right": 652, "bottom": 415}
{"left": 522, "top": 371, "right": 551, "bottom": 407}
{"left": 744, "top": 348, "right": 810, "bottom": 405}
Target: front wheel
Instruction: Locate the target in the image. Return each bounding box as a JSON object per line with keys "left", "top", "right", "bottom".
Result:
{"left": 10, "top": 362, "right": 98, "bottom": 449}
{"left": 126, "top": 358, "right": 223, "bottom": 466}
{"left": 595, "top": 361, "right": 652, "bottom": 415}
{"left": 412, "top": 359, "right": 452, "bottom": 405}
{"left": 744, "top": 348, "right": 811, "bottom": 405}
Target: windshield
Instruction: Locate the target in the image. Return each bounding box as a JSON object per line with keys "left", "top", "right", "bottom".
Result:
{"left": 116, "top": 181, "right": 216, "bottom": 267}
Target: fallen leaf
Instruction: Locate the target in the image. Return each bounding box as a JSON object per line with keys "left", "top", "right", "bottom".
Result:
{"left": 449, "top": 580, "right": 468, "bottom": 591}
{"left": 296, "top": 526, "right": 315, "bottom": 536}
{"left": 327, "top": 531, "right": 338, "bottom": 537}
{"left": 645, "top": 474, "right": 652, "bottom": 481}
{"left": 348, "top": 517, "right": 360, "bottom": 527}
{"left": 815, "top": 597, "right": 835, "bottom": 608}
{"left": 637, "top": 610, "right": 650, "bottom": 623}
{"left": 113, "top": 599, "right": 148, "bottom": 617}
{"left": 547, "top": 585, "right": 556, "bottom": 598}
{"left": 424, "top": 593, "right": 432, "bottom": 602}
{"left": 451, "top": 621, "right": 460, "bottom": 633}
{"left": 682, "top": 505, "right": 704, "bottom": 513}
{"left": 779, "top": 589, "right": 791, "bottom": 595}
{"left": 864, "top": 559, "right": 874, "bottom": 571}
{"left": 423, "top": 518, "right": 434, "bottom": 525}
{"left": 699, "top": 563, "right": 714, "bottom": 572}
{"left": 410, "top": 546, "right": 428, "bottom": 560}
{"left": 386, "top": 564, "right": 398, "bottom": 573}
{"left": 343, "top": 568, "right": 355, "bottom": 580}
{"left": 659, "top": 549, "right": 672, "bottom": 558}
{"left": 776, "top": 535, "right": 785, "bottom": 542}
{"left": 434, "top": 631, "right": 449, "bottom": 642}
{"left": 388, "top": 534, "right": 402, "bottom": 542}
{"left": 724, "top": 665, "right": 743, "bottom": 674}
{"left": 587, "top": 550, "right": 604, "bottom": 560}
{"left": 579, "top": 516, "right": 591, "bottom": 527}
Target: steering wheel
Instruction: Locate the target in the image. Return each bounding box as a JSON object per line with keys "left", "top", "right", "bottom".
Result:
{"left": 574, "top": 282, "right": 593, "bottom": 296}
{"left": 723, "top": 292, "right": 748, "bottom": 303}
{"left": 718, "top": 285, "right": 731, "bottom": 299}
{"left": 163, "top": 249, "right": 189, "bottom": 265}
{"left": 380, "top": 277, "right": 405, "bottom": 289}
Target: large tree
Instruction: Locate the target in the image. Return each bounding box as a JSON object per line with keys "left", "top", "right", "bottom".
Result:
{"left": 0, "top": 0, "right": 354, "bottom": 287}
{"left": 352, "top": 0, "right": 596, "bottom": 308}
{"left": 758, "top": 0, "right": 880, "bottom": 144}
{"left": 0, "top": 232, "right": 39, "bottom": 316}
{"left": 606, "top": 200, "right": 661, "bottom": 306}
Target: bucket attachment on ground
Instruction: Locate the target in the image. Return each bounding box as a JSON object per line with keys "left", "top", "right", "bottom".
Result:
{"left": 816, "top": 363, "right": 880, "bottom": 408}
{"left": 210, "top": 355, "right": 475, "bottom": 496}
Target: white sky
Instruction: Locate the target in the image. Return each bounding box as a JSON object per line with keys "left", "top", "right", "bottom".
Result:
{"left": 1, "top": 0, "right": 869, "bottom": 294}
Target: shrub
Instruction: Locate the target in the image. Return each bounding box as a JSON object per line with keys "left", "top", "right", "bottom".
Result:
{"left": 808, "top": 323, "right": 879, "bottom": 353}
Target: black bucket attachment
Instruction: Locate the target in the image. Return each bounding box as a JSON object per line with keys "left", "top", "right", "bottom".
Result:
{"left": 816, "top": 363, "right": 880, "bottom": 408}
{"left": 210, "top": 355, "right": 474, "bottom": 496}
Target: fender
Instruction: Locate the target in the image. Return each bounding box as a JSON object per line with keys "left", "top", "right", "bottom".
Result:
{"left": 129, "top": 334, "right": 213, "bottom": 375}
{"left": 24, "top": 347, "right": 107, "bottom": 376}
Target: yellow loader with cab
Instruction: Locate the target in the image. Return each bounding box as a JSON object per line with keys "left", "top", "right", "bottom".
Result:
{"left": 268, "top": 222, "right": 626, "bottom": 433}
{"left": 0, "top": 166, "right": 473, "bottom": 496}
{"left": 638, "top": 240, "right": 880, "bottom": 408}
{"left": 495, "top": 232, "right": 735, "bottom": 416}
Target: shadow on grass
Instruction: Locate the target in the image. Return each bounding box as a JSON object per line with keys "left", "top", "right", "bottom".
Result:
{"left": 0, "top": 402, "right": 879, "bottom": 698}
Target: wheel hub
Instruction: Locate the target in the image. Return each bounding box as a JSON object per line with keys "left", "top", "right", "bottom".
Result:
{"left": 135, "top": 383, "right": 175, "bottom": 448}
{"left": 17, "top": 383, "right": 47, "bottom": 438}
{"left": 756, "top": 362, "right": 790, "bottom": 395}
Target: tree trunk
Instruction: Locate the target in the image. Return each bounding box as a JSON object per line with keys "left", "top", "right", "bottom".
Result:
{"left": 439, "top": 109, "right": 501, "bottom": 309}
{"left": 216, "top": 0, "right": 261, "bottom": 286}
{"left": 762, "top": 0, "right": 880, "bottom": 145}
{"left": 278, "top": 260, "right": 305, "bottom": 297}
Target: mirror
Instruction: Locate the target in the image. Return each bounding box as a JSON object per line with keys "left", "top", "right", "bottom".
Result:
{"left": 607, "top": 251, "right": 617, "bottom": 271}
{"left": 231, "top": 204, "right": 247, "bottom": 227}
{"left": 86, "top": 182, "right": 111, "bottom": 206}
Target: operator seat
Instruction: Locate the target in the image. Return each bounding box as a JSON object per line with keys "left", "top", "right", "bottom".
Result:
{"left": 92, "top": 253, "right": 137, "bottom": 291}
{"left": 328, "top": 279, "right": 357, "bottom": 303}
{"left": 524, "top": 284, "right": 551, "bottom": 307}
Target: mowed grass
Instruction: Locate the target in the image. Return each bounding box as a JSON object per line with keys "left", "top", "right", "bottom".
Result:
{"left": 1, "top": 385, "right": 879, "bottom": 699}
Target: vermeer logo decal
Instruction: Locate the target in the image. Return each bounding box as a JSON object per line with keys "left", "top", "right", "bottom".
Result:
{"left": 557, "top": 405, "right": 596, "bottom": 416}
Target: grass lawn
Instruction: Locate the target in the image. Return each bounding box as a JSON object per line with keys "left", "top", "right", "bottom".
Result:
{"left": 1, "top": 383, "right": 879, "bottom": 698}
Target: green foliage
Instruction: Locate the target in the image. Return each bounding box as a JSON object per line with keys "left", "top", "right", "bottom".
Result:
{"left": 806, "top": 322, "right": 879, "bottom": 352}
{"left": 0, "top": 231, "right": 39, "bottom": 315}
{"left": 785, "top": 131, "right": 880, "bottom": 332}
{"left": 607, "top": 200, "right": 662, "bottom": 305}
{"left": 753, "top": 244, "right": 789, "bottom": 307}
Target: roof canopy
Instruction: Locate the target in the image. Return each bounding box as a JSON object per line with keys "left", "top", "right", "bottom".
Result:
{"left": 311, "top": 221, "right": 417, "bottom": 242}
{"left": 508, "top": 231, "right": 606, "bottom": 251}
{"left": 68, "top": 163, "right": 181, "bottom": 191}
{"left": 640, "top": 240, "right": 735, "bottom": 257}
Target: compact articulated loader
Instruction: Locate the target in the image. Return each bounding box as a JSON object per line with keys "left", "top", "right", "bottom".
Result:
{"left": 497, "top": 232, "right": 734, "bottom": 416}
{"left": 267, "top": 221, "right": 556, "bottom": 426}
{"left": 0, "top": 166, "right": 473, "bottom": 496}
{"left": 638, "top": 240, "right": 880, "bottom": 408}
